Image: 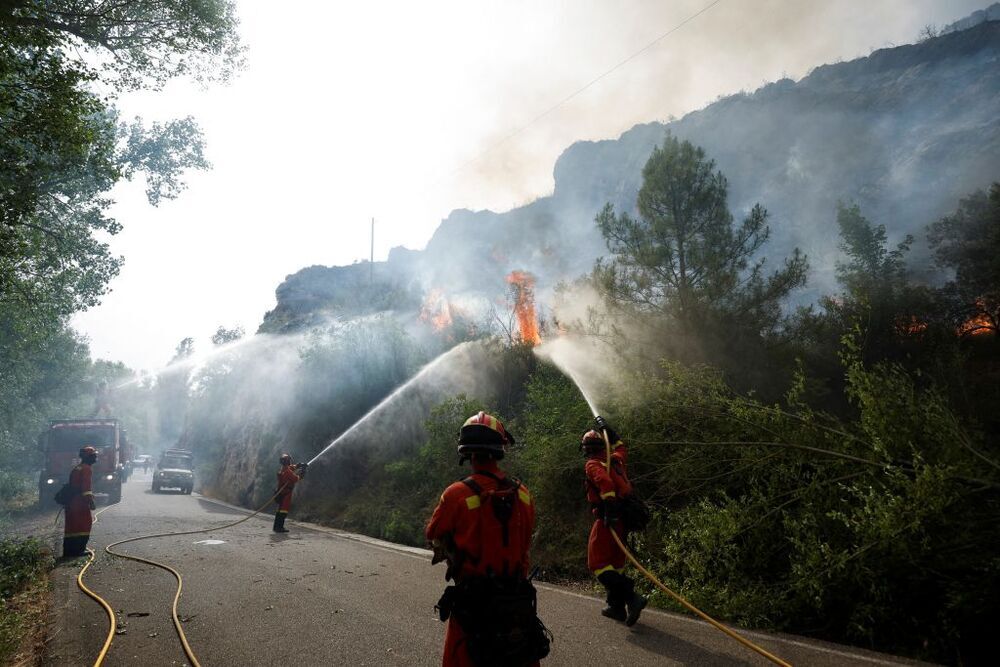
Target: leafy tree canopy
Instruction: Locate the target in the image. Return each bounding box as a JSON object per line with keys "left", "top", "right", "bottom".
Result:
{"left": 0, "top": 1, "right": 234, "bottom": 326}
{"left": 0, "top": 0, "right": 244, "bottom": 89}
{"left": 211, "top": 325, "right": 244, "bottom": 347}
{"left": 594, "top": 134, "right": 807, "bottom": 334}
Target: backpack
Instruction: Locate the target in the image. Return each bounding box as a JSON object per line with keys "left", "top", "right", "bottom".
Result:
{"left": 620, "top": 492, "right": 651, "bottom": 532}
{"left": 586, "top": 474, "right": 651, "bottom": 532}
{"left": 54, "top": 483, "right": 79, "bottom": 506}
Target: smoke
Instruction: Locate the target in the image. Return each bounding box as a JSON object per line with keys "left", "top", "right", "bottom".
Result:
{"left": 114, "top": 333, "right": 282, "bottom": 390}
{"left": 449, "top": 0, "right": 989, "bottom": 215}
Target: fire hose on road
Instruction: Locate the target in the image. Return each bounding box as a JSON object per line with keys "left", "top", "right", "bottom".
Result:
{"left": 76, "top": 485, "right": 289, "bottom": 667}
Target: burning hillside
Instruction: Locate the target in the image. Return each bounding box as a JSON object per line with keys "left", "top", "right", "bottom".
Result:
{"left": 420, "top": 289, "right": 453, "bottom": 332}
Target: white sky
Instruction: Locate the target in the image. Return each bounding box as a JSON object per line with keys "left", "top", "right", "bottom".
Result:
{"left": 72, "top": 0, "right": 986, "bottom": 370}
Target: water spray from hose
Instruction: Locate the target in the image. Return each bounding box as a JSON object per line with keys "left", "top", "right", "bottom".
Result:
{"left": 307, "top": 342, "right": 473, "bottom": 465}
{"left": 113, "top": 333, "right": 272, "bottom": 389}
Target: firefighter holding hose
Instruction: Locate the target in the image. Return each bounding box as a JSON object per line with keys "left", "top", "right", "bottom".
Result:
{"left": 62, "top": 446, "right": 97, "bottom": 558}
{"left": 426, "top": 412, "right": 551, "bottom": 667}
{"left": 582, "top": 416, "right": 647, "bottom": 626}
{"left": 273, "top": 453, "right": 307, "bottom": 533}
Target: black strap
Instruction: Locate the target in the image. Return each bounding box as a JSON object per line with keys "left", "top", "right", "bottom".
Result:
{"left": 462, "top": 477, "right": 484, "bottom": 495}
{"left": 461, "top": 473, "right": 520, "bottom": 549}
{"left": 463, "top": 470, "right": 520, "bottom": 490}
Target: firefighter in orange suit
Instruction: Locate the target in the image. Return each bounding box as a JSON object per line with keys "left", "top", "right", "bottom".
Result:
{"left": 583, "top": 415, "right": 647, "bottom": 626}
{"left": 63, "top": 446, "right": 97, "bottom": 557}
{"left": 273, "top": 454, "right": 306, "bottom": 533}
{"left": 426, "top": 412, "right": 550, "bottom": 667}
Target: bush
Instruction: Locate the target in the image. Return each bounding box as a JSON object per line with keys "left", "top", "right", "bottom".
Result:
{"left": 0, "top": 538, "right": 53, "bottom": 662}
{"left": 0, "top": 472, "right": 33, "bottom": 506}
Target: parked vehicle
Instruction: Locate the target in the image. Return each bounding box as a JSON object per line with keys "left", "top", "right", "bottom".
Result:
{"left": 152, "top": 450, "right": 194, "bottom": 494}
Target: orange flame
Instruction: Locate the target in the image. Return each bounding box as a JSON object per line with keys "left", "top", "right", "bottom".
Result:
{"left": 896, "top": 316, "right": 927, "bottom": 337}
{"left": 420, "top": 289, "right": 453, "bottom": 332}
{"left": 506, "top": 270, "right": 541, "bottom": 346}
{"left": 958, "top": 299, "right": 994, "bottom": 337}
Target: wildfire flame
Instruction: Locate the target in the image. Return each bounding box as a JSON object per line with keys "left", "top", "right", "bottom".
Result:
{"left": 506, "top": 270, "right": 542, "bottom": 346}
{"left": 896, "top": 316, "right": 927, "bottom": 337}
{"left": 957, "top": 299, "right": 995, "bottom": 337}
{"left": 420, "top": 289, "right": 453, "bottom": 332}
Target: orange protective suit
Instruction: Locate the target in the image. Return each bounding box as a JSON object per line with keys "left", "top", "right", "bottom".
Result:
{"left": 584, "top": 441, "right": 632, "bottom": 575}
{"left": 63, "top": 463, "right": 94, "bottom": 557}
{"left": 275, "top": 464, "right": 301, "bottom": 514}
{"left": 426, "top": 461, "right": 537, "bottom": 667}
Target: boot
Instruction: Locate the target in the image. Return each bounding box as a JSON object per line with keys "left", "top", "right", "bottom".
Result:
{"left": 597, "top": 571, "right": 628, "bottom": 622}
{"left": 626, "top": 591, "right": 648, "bottom": 627}
{"left": 601, "top": 604, "right": 627, "bottom": 621}
{"left": 273, "top": 512, "right": 289, "bottom": 533}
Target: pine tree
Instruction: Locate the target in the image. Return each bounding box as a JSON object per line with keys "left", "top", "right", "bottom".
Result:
{"left": 594, "top": 134, "right": 807, "bottom": 334}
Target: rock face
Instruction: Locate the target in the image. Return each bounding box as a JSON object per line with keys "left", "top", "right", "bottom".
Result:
{"left": 261, "top": 17, "right": 1000, "bottom": 330}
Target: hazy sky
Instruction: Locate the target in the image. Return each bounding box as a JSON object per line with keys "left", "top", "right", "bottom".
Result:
{"left": 72, "top": 0, "right": 987, "bottom": 370}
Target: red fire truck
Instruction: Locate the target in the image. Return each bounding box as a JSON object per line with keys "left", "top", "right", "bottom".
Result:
{"left": 38, "top": 419, "right": 131, "bottom": 505}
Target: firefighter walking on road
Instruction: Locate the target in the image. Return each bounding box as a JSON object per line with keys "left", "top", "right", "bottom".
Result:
{"left": 426, "top": 412, "right": 551, "bottom": 667}
{"left": 273, "top": 453, "right": 307, "bottom": 533}
{"left": 63, "top": 446, "right": 97, "bottom": 558}
{"left": 582, "top": 416, "right": 647, "bottom": 626}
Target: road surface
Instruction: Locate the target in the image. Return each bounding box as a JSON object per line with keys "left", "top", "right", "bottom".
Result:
{"left": 41, "top": 473, "right": 932, "bottom": 666}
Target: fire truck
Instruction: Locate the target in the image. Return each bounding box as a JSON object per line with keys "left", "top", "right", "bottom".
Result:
{"left": 38, "top": 419, "right": 131, "bottom": 506}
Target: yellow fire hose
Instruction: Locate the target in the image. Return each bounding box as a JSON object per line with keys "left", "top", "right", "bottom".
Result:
{"left": 601, "top": 428, "right": 793, "bottom": 667}
{"left": 76, "top": 485, "right": 288, "bottom": 667}
{"left": 76, "top": 504, "right": 118, "bottom": 667}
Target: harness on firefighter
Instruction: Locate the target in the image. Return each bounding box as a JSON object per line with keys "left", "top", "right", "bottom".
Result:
{"left": 461, "top": 470, "right": 519, "bottom": 548}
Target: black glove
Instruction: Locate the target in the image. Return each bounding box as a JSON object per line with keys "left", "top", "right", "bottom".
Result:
{"left": 594, "top": 416, "right": 620, "bottom": 445}
{"left": 296, "top": 462, "right": 308, "bottom": 478}
{"left": 602, "top": 498, "right": 621, "bottom": 526}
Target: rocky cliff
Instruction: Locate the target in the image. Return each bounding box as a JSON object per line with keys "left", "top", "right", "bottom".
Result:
{"left": 260, "top": 15, "right": 1000, "bottom": 331}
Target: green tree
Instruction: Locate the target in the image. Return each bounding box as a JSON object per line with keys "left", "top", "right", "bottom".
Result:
{"left": 928, "top": 183, "right": 1000, "bottom": 337}
{"left": 820, "top": 203, "right": 929, "bottom": 362}
{"left": 594, "top": 134, "right": 807, "bottom": 333}
{"left": 210, "top": 325, "right": 245, "bottom": 346}
{"left": 0, "top": 0, "right": 236, "bottom": 322}
{"left": 0, "top": 0, "right": 240, "bottom": 488}
{"left": 0, "top": 0, "right": 244, "bottom": 88}
{"left": 834, "top": 203, "right": 912, "bottom": 303}
{"left": 592, "top": 135, "right": 807, "bottom": 395}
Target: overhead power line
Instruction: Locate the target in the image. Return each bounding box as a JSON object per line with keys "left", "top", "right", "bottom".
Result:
{"left": 449, "top": 0, "right": 726, "bottom": 178}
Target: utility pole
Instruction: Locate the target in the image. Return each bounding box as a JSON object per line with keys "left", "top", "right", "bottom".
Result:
{"left": 370, "top": 217, "right": 374, "bottom": 284}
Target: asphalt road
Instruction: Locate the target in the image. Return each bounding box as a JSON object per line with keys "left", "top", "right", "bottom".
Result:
{"left": 42, "top": 473, "right": 932, "bottom": 666}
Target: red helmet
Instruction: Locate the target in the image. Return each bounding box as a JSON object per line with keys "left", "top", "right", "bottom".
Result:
{"left": 279, "top": 453, "right": 292, "bottom": 466}
{"left": 457, "top": 411, "right": 514, "bottom": 461}
{"left": 79, "top": 446, "right": 98, "bottom": 463}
